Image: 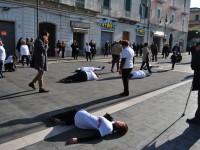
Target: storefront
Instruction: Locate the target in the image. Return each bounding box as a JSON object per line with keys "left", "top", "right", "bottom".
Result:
{"left": 98, "top": 19, "right": 116, "bottom": 53}
{"left": 135, "top": 25, "right": 145, "bottom": 44}
{"left": 70, "top": 21, "right": 90, "bottom": 55}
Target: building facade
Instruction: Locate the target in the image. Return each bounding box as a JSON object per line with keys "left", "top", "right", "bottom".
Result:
{"left": 0, "top": 0, "right": 150, "bottom": 56}
{"left": 149, "top": 0, "right": 190, "bottom": 52}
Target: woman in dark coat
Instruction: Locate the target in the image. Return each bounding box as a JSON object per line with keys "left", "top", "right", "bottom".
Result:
{"left": 187, "top": 42, "right": 200, "bottom": 125}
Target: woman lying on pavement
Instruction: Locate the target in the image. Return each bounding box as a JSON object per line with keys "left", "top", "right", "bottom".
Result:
{"left": 50, "top": 109, "right": 128, "bottom": 145}
{"left": 60, "top": 70, "right": 100, "bottom": 83}
{"left": 129, "top": 70, "right": 151, "bottom": 79}
{"left": 76, "top": 66, "right": 105, "bottom": 72}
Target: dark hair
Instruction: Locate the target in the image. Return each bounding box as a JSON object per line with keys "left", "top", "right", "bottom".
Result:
{"left": 40, "top": 30, "right": 49, "bottom": 37}
{"left": 103, "top": 113, "right": 113, "bottom": 121}
{"left": 144, "top": 43, "right": 148, "bottom": 47}
{"left": 115, "top": 123, "right": 128, "bottom": 136}
{"left": 121, "top": 40, "right": 129, "bottom": 47}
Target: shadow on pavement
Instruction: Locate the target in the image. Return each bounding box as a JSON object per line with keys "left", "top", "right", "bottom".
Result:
{"left": 142, "top": 124, "right": 200, "bottom": 150}
{"left": 0, "top": 90, "right": 38, "bottom": 101}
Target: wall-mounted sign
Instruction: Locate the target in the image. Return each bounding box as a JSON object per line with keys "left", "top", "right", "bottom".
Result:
{"left": 136, "top": 25, "right": 146, "bottom": 35}
{"left": 99, "top": 20, "right": 116, "bottom": 31}
{"left": 70, "top": 21, "right": 90, "bottom": 29}
{"left": 1, "top": 31, "right": 7, "bottom": 36}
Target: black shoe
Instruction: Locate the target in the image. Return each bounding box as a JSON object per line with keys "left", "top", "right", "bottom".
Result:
{"left": 28, "top": 83, "right": 36, "bottom": 90}
{"left": 186, "top": 118, "right": 200, "bottom": 125}
{"left": 119, "top": 92, "right": 129, "bottom": 96}
{"left": 102, "top": 66, "right": 105, "bottom": 70}
{"left": 39, "top": 88, "right": 49, "bottom": 93}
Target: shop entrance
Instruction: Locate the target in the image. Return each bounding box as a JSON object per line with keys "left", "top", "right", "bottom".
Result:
{"left": 73, "top": 32, "right": 84, "bottom": 55}
{"left": 101, "top": 31, "right": 113, "bottom": 53}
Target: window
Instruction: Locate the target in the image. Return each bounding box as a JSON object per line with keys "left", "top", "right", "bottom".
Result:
{"left": 125, "top": 0, "right": 131, "bottom": 11}
{"left": 103, "top": 0, "right": 110, "bottom": 8}
{"left": 157, "top": 8, "right": 161, "bottom": 23}
{"left": 140, "top": 3, "right": 148, "bottom": 18}
{"left": 195, "top": 15, "right": 199, "bottom": 21}
{"left": 75, "top": 0, "right": 85, "bottom": 8}
{"left": 170, "top": 14, "right": 174, "bottom": 24}
{"left": 184, "top": 0, "right": 186, "bottom": 8}
{"left": 182, "top": 18, "right": 185, "bottom": 31}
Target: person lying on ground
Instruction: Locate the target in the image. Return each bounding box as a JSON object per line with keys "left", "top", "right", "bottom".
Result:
{"left": 76, "top": 66, "right": 105, "bottom": 72}
{"left": 129, "top": 70, "right": 151, "bottom": 79}
{"left": 60, "top": 70, "right": 100, "bottom": 83}
{"left": 50, "top": 109, "right": 128, "bottom": 145}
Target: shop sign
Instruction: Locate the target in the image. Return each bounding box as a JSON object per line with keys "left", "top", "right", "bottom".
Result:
{"left": 1, "top": 31, "right": 7, "bottom": 36}
{"left": 136, "top": 25, "right": 145, "bottom": 35}
{"left": 70, "top": 21, "right": 90, "bottom": 29}
{"left": 99, "top": 20, "right": 116, "bottom": 31}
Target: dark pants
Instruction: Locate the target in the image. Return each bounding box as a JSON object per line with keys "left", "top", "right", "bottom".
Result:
{"left": 172, "top": 62, "right": 176, "bottom": 69}
{"left": 140, "top": 61, "right": 152, "bottom": 73}
{"left": 21, "top": 55, "right": 30, "bottom": 66}
{"left": 52, "top": 109, "right": 78, "bottom": 125}
{"left": 111, "top": 54, "right": 120, "bottom": 71}
{"left": 4, "top": 63, "right": 15, "bottom": 71}
{"left": 152, "top": 54, "right": 157, "bottom": 62}
{"left": 195, "top": 91, "right": 200, "bottom": 119}
{"left": 122, "top": 68, "right": 132, "bottom": 94}
{"left": 86, "top": 52, "right": 91, "bottom": 61}
{"left": 62, "top": 50, "right": 65, "bottom": 58}
{"left": 0, "top": 61, "right": 3, "bottom": 76}
{"left": 62, "top": 71, "right": 87, "bottom": 82}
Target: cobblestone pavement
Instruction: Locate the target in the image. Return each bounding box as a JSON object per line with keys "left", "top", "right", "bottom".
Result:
{"left": 1, "top": 53, "right": 200, "bottom": 150}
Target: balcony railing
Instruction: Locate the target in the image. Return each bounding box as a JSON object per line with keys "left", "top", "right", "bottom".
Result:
{"left": 182, "top": 7, "right": 189, "bottom": 15}
{"left": 116, "top": 10, "right": 140, "bottom": 22}
{"left": 170, "top": 0, "right": 179, "bottom": 10}
{"left": 59, "top": 0, "right": 99, "bottom": 12}
{"left": 156, "top": 0, "right": 167, "bottom": 4}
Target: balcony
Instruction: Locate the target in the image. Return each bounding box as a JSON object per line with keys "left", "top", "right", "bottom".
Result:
{"left": 170, "top": 0, "right": 179, "bottom": 10}
{"left": 182, "top": 7, "right": 189, "bottom": 15}
{"left": 101, "top": 7, "right": 111, "bottom": 16}
{"left": 156, "top": 0, "right": 167, "bottom": 4}
{"left": 116, "top": 10, "right": 140, "bottom": 22}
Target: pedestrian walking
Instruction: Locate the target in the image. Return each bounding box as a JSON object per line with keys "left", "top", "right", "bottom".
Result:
{"left": 150, "top": 43, "right": 158, "bottom": 62}
{"left": 186, "top": 42, "right": 200, "bottom": 125}
{"left": 28, "top": 30, "right": 49, "bottom": 93}
{"left": 111, "top": 41, "right": 122, "bottom": 72}
{"left": 170, "top": 52, "right": 177, "bottom": 70}
{"left": 119, "top": 40, "right": 134, "bottom": 96}
{"left": 50, "top": 109, "right": 128, "bottom": 145}
{"left": 140, "top": 43, "right": 152, "bottom": 73}
{"left": 0, "top": 38, "right": 6, "bottom": 78}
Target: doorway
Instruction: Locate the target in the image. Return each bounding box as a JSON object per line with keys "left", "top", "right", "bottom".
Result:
{"left": 39, "top": 22, "right": 56, "bottom": 56}
{"left": 73, "top": 32, "right": 84, "bottom": 55}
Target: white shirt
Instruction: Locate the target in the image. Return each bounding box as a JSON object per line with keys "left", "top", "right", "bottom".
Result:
{"left": 85, "top": 70, "right": 98, "bottom": 81}
{"left": 130, "top": 70, "right": 147, "bottom": 79}
{"left": 0, "top": 45, "right": 6, "bottom": 61}
{"left": 4, "top": 55, "right": 13, "bottom": 64}
{"left": 20, "top": 45, "right": 30, "bottom": 56}
{"left": 120, "top": 46, "right": 134, "bottom": 69}
{"left": 85, "top": 45, "right": 91, "bottom": 53}
{"left": 74, "top": 109, "right": 113, "bottom": 137}
{"left": 77, "top": 67, "right": 102, "bottom": 72}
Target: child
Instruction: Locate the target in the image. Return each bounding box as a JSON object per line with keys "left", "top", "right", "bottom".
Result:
{"left": 171, "top": 52, "right": 177, "bottom": 70}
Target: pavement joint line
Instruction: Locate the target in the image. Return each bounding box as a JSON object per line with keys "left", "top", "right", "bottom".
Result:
{"left": 0, "top": 79, "right": 192, "bottom": 150}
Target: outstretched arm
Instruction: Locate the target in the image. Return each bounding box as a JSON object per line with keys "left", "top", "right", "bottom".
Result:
{"left": 66, "top": 131, "right": 101, "bottom": 145}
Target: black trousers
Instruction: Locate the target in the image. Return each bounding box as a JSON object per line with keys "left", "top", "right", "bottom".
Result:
{"left": 86, "top": 52, "right": 91, "bottom": 61}
{"left": 122, "top": 68, "right": 132, "bottom": 94}
{"left": 52, "top": 109, "right": 78, "bottom": 125}
{"left": 21, "top": 55, "right": 30, "bottom": 66}
{"left": 63, "top": 71, "right": 87, "bottom": 82}
{"left": 195, "top": 91, "right": 200, "bottom": 119}
{"left": 140, "top": 61, "right": 151, "bottom": 73}
{"left": 111, "top": 54, "right": 120, "bottom": 70}
{"left": 172, "top": 62, "right": 176, "bottom": 69}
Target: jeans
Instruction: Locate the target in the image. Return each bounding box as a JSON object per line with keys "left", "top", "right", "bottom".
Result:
{"left": 111, "top": 54, "right": 120, "bottom": 71}
{"left": 122, "top": 68, "right": 132, "bottom": 94}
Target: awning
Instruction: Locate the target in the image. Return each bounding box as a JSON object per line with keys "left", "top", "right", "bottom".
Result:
{"left": 151, "top": 31, "right": 165, "bottom": 37}
{"left": 72, "top": 28, "right": 89, "bottom": 33}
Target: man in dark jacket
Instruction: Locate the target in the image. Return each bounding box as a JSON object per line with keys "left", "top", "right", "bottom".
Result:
{"left": 187, "top": 42, "right": 200, "bottom": 125}
{"left": 28, "top": 30, "right": 49, "bottom": 93}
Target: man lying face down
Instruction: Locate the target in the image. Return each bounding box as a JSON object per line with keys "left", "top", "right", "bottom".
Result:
{"left": 76, "top": 66, "right": 105, "bottom": 72}
{"left": 50, "top": 109, "right": 128, "bottom": 145}
{"left": 129, "top": 70, "right": 151, "bottom": 79}
{"left": 60, "top": 70, "right": 100, "bottom": 83}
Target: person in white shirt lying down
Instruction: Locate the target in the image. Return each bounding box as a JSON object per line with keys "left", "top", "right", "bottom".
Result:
{"left": 50, "top": 109, "right": 128, "bottom": 145}
{"left": 129, "top": 70, "right": 151, "bottom": 79}
{"left": 76, "top": 66, "right": 105, "bottom": 72}
{"left": 60, "top": 70, "right": 100, "bottom": 83}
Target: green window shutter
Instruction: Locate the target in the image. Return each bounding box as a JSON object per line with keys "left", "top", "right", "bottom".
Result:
{"left": 145, "top": 6, "right": 148, "bottom": 18}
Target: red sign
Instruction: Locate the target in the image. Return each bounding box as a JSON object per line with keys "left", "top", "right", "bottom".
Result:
{"left": 1, "top": 31, "right": 7, "bottom": 36}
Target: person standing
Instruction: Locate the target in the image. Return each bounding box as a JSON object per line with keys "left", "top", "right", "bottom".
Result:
{"left": 0, "top": 38, "right": 6, "bottom": 78}
{"left": 20, "top": 39, "right": 30, "bottom": 67}
{"left": 56, "top": 40, "right": 62, "bottom": 61}
{"left": 28, "top": 30, "right": 49, "bottom": 93}
{"left": 104, "top": 41, "right": 111, "bottom": 57}
{"left": 150, "top": 43, "right": 158, "bottom": 62}
{"left": 170, "top": 52, "right": 177, "bottom": 70}
{"left": 172, "top": 43, "right": 180, "bottom": 54}
{"left": 140, "top": 43, "right": 152, "bottom": 74}
{"left": 186, "top": 42, "right": 200, "bottom": 125}
{"left": 111, "top": 41, "right": 122, "bottom": 72}
{"left": 119, "top": 40, "right": 134, "bottom": 96}
{"left": 84, "top": 42, "right": 91, "bottom": 61}
{"left": 61, "top": 41, "right": 66, "bottom": 58}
